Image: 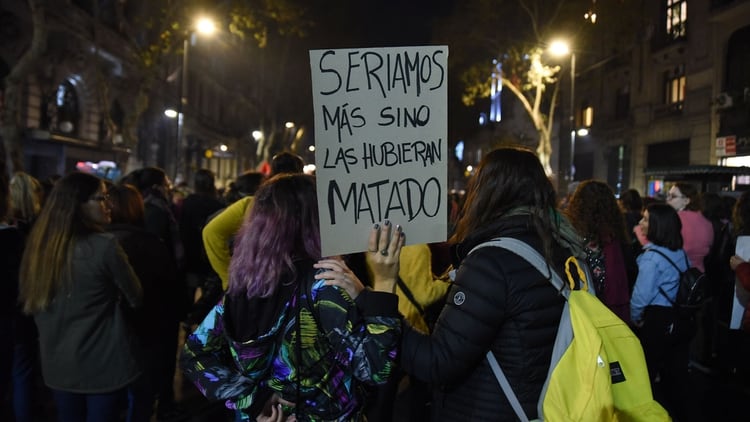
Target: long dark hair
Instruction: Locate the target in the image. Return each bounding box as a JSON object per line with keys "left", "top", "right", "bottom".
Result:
{"left": 228, "top": 174, "right": 321, "bottom": 298}
{"left": 451, "top": 147, "right": 557, "bottom": 255}
{"left": 19, "top": 172, "right": 104, "bottom": 313}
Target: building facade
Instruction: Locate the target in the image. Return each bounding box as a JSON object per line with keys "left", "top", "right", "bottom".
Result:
{"left": 0, "top": 0, "right": 261, "bottom": 187}
{"left": 573, "top": 0, "right": 750, "bottom": 196}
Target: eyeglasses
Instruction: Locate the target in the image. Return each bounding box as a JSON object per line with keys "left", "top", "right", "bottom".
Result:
{"left": 90, "top": 194, "right": 110, "bottom": 202}
{"left": 666, "top": 193, "right": 685, "bottom": 200}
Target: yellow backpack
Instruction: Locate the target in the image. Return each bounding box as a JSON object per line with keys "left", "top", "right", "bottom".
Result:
{"left": 473, "top": 238, "right": 670, "bottom": 422}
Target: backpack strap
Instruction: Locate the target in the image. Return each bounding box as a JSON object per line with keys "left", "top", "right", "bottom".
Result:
{"left": 468, "top": 237, "right": 591, "bottom": 296}
{"left": 644, "top": 248, "right": 685, "bottom": 306}
{"left": 470, "top": 237, "right": 583, "bottom": 421}
{"left": 486, "top": 350, "right": 531, "bottom": 422}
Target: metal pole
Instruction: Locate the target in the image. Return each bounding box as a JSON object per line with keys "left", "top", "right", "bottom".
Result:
{"left": 569, "top": 53, "right": 576, "bottom": 182}
{"left": 176, "top": 35, "right": 190, "bottom": 183}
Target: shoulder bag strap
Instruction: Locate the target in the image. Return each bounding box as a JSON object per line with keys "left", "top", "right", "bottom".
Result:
{"left": 644, "top": 248, "right": 679, "bottom": 305}
{"left": 396, "top": 277, "right": 426, "bottom": 317}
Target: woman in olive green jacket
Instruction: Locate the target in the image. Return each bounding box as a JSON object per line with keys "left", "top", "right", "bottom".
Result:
{"left": 19, "top": 172, "right": 142, "bottom": 422}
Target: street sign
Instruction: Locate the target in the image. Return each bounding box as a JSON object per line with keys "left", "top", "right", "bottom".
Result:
{"left": 716, "top": 135, "right": 737, "bottom": 157}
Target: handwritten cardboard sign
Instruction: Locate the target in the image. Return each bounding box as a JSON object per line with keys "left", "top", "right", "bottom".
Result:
{"left": 310, "top": 46, "right": 449, "bottom": 256}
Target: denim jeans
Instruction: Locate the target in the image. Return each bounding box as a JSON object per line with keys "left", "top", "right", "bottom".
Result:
{"left": 52, "top": 388, "right": 126, "bottom": 422}
{"left": 11, "top": 339, "right": 37, "bottom": 422}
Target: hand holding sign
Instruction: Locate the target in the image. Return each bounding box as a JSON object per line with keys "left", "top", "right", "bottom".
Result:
{"left": 315, "top": 221, "right": 405, "bottom": 297}
{"left": 365, "top": 220, "right": 405, "bottom": 293}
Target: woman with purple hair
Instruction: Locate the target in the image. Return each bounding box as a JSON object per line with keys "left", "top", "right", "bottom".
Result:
{"left": 181, "top": 173, "right": 404, "bottom": 421}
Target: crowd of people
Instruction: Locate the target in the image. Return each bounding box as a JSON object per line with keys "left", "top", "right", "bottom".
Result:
{"left": 1, "top": 146, "right": 749, "bottom": 421}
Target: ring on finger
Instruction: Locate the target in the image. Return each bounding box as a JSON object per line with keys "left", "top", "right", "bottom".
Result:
{"left": 380, "top": 249, "right": 389, "bottom": 256}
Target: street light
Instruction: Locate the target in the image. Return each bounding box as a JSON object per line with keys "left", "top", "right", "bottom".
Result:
{"left": 549, "top": 39, "right": 576, "bottom": 183}
{"left": 175, "top": 16, "right": 217, "bottom": 182}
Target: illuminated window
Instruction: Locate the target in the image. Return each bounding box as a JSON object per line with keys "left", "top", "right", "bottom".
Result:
{"left": 45, "top": 80, "right": 80, "bottom": 134}
{"left": 666, "top": 0, "right": 687, "bottom": 40}
{"left": 664, "top": 65, "right": 686, "bottom": 109}
{"left": 582, "top": 106, "right": 594, "bottom": 127}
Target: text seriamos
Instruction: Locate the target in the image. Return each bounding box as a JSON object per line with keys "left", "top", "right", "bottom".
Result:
{"left": 315, "top": 49, "right": 446, "bottom": 99}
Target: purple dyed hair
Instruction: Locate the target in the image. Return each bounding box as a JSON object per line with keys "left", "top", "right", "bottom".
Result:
{"left": 228, "top": 174, "right": 321, "bottom": 298}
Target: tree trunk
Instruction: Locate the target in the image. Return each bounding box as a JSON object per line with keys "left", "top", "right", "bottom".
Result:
{"left": 0, "top": 0, "right": 47, "bottom": 176}
{"left": 501, "top": 76, "right": 557, "bottom": 175}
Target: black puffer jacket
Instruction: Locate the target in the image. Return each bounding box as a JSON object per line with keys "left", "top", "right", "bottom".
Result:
{"left": 400, "top": 215, "right": 570, "bottom": 421}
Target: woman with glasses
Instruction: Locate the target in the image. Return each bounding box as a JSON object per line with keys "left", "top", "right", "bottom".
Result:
{"left": 665, "top": 182, "right": 713, "bottom": 272}
{"left": 18, "top": 172, "right": 143, "bottom": 422}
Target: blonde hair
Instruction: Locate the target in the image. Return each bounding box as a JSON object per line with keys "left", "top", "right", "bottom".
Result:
{"left": 10, "top": 172, "right": 42, "bottom": 222}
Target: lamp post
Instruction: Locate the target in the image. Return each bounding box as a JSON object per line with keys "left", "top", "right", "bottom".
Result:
{"left": 549, "top": 40, "right": 576, "bottom": 183}
{"left": 175, "top": 17, "right": 216, "bottom": 183}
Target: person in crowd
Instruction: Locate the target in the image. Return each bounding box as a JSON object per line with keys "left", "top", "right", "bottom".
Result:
{"left": 223, "top": 171, "right": 265, "bottom": 205}
{"left": 106, "top": 183, "right": 181, "bottom": 422}
{"left": 203, "top": 154, "right": 304, "bottom": 289}
{"left": 270, "top": 151, "right": 304, "bottom": 175}
{"left": 633, "top": 196, "right": 664, "bottom": 247}
{"left": 619, "top": 188, "right": 644, "bottom": 258}
{"left": 619, "top": 188, "right": 644, "bottom": 234}
{"left": 122, "top": 167, "right": 183, "bottom": 268}
{"left": 702, "top": 192, "right": 734, "bottom": 295}
{"left": 666, "top": 182, "right": 713, "bottom": 272}
{"left": 181, "top": 174, "right": 403, "bottom": 421}
{"left": 715, "top": 194, "right": 740, "bottom": 324}
{"left": 18, "top": 172, "right": 143, "bottom": 422}
{"left": 721, "top": 191, "right": 750, "bottom": 384}
{"left": 347, "top": 243, "right": 450, "bottom": 422}
{"left": 566, "top": 180, "right": 635, "bottom": 322}
{"left": 7, "top": 172, "right": 45, "bottom": 422}
{"left": 728, "top": 248, "right": 750, "bottom": 389}
{"left": 332, "top": 147, "right": 587, "bottom": 420}
{"left": 121, "top": 166, "right": 185, "bottom": 420}
{"left": 630, "top": 203, "right": 690, "bottom": 420}
{"left": 697, "top": 192, "right": 735, "bottom": 365}
{"left": 1, "top": 176, "right": 24, "bottom": 418}
{"left": 185, "top": 170, "right": 272, "bottom": 331}
{"left": 179, "top": 169, "right": 224, "bottom": 305}
{"left": 9, "top": 172, "right": 43, "bottom": 235}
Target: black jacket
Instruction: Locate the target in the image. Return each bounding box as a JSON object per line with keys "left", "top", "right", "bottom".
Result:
{"left": 400, "top": 215, "right": 569, "bottom": 421}
{"left": 108, "top": 223, "right": 181, "bottom": 345}
{"left": 179, "top": 193, "right": 224, "bottom": 275}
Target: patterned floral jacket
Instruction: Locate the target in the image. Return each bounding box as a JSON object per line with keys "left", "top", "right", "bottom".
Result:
{"left": 180, "top": 271, "right": 401, "bottom": 421}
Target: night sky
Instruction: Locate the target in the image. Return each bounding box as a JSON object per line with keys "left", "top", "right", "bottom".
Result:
{"left": 346, "top": 0, "right": 455, "bottom": 47}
